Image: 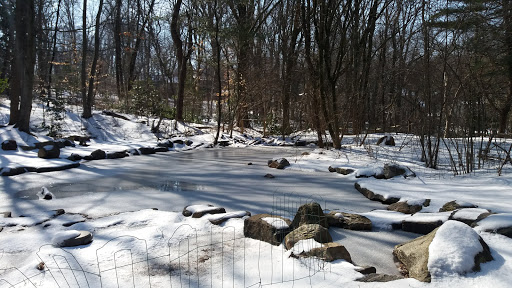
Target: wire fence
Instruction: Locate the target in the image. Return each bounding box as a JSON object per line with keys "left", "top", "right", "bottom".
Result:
{"left": 0, "top": 194, "right": 336, "bottom": 288}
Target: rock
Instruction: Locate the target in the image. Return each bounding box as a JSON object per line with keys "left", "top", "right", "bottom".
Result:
{"left": 382, "top": 164, "right": 406, "bottom": 179}
{"left": 173, "top": 139, "right": 185, "bottom": 145}
{"left": 393, "top": 221, "right": 493, "bottom": 282}
{"left": 326, "top": 211, "right": 372, "bottom": 230}
{"left": 268, "top": 158, "right": 290, "bottom": 169}
{"left": 376, "top": 135, "right": 395, "bottom": 146}
{"left": 154, "top": 147, "right": 168, "bottom": 153}
{"left": 295, "top": 140, "right": 307, "bottom": 146}
{"left": 1, "top": 167, "right": 28, "bottom": 176}
{"left": 56, "top": 230, "right": 93, "bottom": 247}
{"left": 247, "top": 162, "right": 253, "bottom": 165}
{"left": 302, "top": 152, "right": 310, "bottom": 156}
{"left": 473, "top": 213, "right": 512, "bottom": 238}
{"left": 185, "top": 140, "right": 193, "bottom": 146}
{"left": 449, "top": 208, "right": 491, "bottom": 226}
{"left": 401, "top": 212, "right": 451, "bottom": 234}
{"left": 2, "top": 140, "right": 17, "bottom": 151}
{"left": 300, "top": 242, "right": 352, "bottom": 262}
{"left": 208, "top": 211, "right": 251, "bottom": 225}
{"left": 291, "top": 202, "right": 328, "bottom": 229}
{"left": 355, "top": 182, "right": 400, "bottom": 204}
{"left": 106, "top": 151, "right": 128, "bottom": 159}
{"left": 388, "top": 201, "right": 424, "bottom": 214}
{"left": 393, "top": 228, "right": 438, "bottom": 282}
{"left": 36, "top": 163, "right": 80, "bottom": 173}
{"left": 85, "top": 149, "right": 106, "bottom": 160}
{"left": 439, "top": 200, "right": 478, "bottom": 212}
{"left": 328, "top": 166, "right": 336, "bottom": 172}
{"left": 244, "top": 214, "right": 292, "bottom": 246}
{"left": 157, "top": 141, "right": 174, "bottom": 149}
{"left": 284, "top": 224, "right": 332, "bottom": 250}
{"left": 182, "top": 204, "right": 226, "bottom": 218}
{"left": 67, "top": 153, "right": 83, "bottom": 161}
{"left": 1, "top": 211, "right": 12, "bottom": 218}
{"left": 129, "top": 149, "right": 140, "bottom": 155}
{"left": 37, "top": 187, "right": 54, "bottom": 200}
{"left": 336, "top": 167, "right": 355, "bottom": 175}
{"left": 355, "top": 266, "right": 377, "bottom": 275}
{"left": 357, "top": 273, "right": 404, "bottom": 282}
{"left": 37, "top": 145, "right": 60, "bottom": 159}
{"left": 264, "top": 173, "right": 275, "bottom": 178}
{"left": 139, "top": 147, "right": 155, "bottom": 155}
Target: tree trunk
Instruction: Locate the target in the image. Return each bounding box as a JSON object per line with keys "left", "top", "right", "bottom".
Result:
{"left": 114, "top": 0, "right": 125, "bottom": 101}
{"left": 213, "top": 0, "right": 223, "bottom": 146}
{"left": 81, "top": 0, "right": 88, "bottom": 118}
{"left": 12, "top": 0, "right": 35, "bottom": 133}
{"left": 83, "top": 0, "right": 103, "bottom": 119}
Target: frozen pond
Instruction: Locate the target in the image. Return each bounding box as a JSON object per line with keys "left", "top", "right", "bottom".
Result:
{"left": 5, "top": 146, "right": 417, "bottom": 275}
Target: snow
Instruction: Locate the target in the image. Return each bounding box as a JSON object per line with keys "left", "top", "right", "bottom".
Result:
{"left": 290, "top": 239, "right": 323, "bottom": 254}
{"left": 185, "top": 204, "right": 221, "bottom": 214}
{"left": 1, "top": 100, "right": 512, "bottom": 287}
{"left": 51, "top": 230, "right": 81, "bottom": 247}
{"left": 428, "top": 220, "right": 484, "bottom": 278}
{"left": 451, "top": 208, "right": 490, "bottom": 222}
{"left": 262, "top": 217, "right": 290, "bottom": 230}
{"left": 405, "top": 212, "right": 451, "bottom": 223}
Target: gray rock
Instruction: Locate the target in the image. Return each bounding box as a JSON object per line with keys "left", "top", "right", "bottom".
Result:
{"left": 139, "top": 147, "right": 155, "bottom": 155}
{"left": 326, "top": 211, "right": 372, "bottom": 230}
{"left": 268, "top": 158, "right": 290, "bottom": 169}
{"left": 388, "top": 201, "right": 424, "bottom": 214}
{"left": 439, "top": 200, "right": 477, "bottom": 212}
{"left": 154, "top": 147, "right": 168, "bottom": 153}
{"left": 57, "top": 230, "right": 93, "bottom": 247}
{"left": 106, "top": 151, "right": 128, "bottom": 159}
{"left": 299, "top": 242, "right": 352, "bottom": 263}
{"left": 382, "top": 164, "right": 406, "bottom": 179}
{"left": 37, "top": 145, "right": 60, "bottom": 159}
{"left": 376, "top": 135, "right": 395, "bottom": 146}
{"left": 336, "top": 167, "right": 355, "bottom": 175}
{"left": 2, "top": 140, "right": 17, "bottom": 151}
{"left": 355, "top": 266, "right": 377, "bottom": 275}
{"left": 244, "top": 214, "right": 292, "bottom": 246}
{"left": 264, "top": 173, "right": 275, "bottom": 178}
{"left": 182, "top": 205, "right": 226, "bottom": 218}
{"left": 67, "top": 153, "right": 83, "bottom": 161}
{"left": 284, "top": 224, "right": 332, "bottom": 250}
{"left": 291, "top": 202, "right": 328, "bottom": 229}
{"left": 355, "top": 182, "right": 400, "bottom": 204}
{"left": 36, "top": 163, "right": 80, "bottom": 173}
{"left": 357, "top": 273, "right": 404, "bottom": 282}
{"left": 393, "top": 224, "right": 493, "bottom": 283}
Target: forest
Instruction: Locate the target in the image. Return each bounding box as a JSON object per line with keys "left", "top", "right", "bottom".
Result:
{"left": 0, "top": 0, "right": 511, "bottom": 170}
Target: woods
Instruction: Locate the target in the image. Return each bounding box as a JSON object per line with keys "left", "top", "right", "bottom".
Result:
{"left": 0, "top": 0, "right": 511, "bottom": 167}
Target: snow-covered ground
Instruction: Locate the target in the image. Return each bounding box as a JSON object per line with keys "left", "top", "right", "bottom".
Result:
{"left": 1, "top": 99, "right": 512, "bottom": 287}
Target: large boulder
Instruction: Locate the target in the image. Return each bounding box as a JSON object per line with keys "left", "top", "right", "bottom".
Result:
{"left": 106, "top": 151, "right": 128, "bottom": 159}
{"left": 284, "top": 224, "right": 332, "bottom": 250}
{"left": 355, "top": 182, "right": 400, "bottom": 204}
{"left": 37, "top": 145, "right": 60, "bottom": 159}
{"left": 394, "top": 221, "right": 493, "bottom": 282}
{"left": 2, "top": 140, "right": 17, "bottom": 151}
{"left": 291, "top": 202, "right": 328, "bottom": 229}
{"left": 299, "top": 242, "right": 352, "bottom": 263}
{"left": 53, "top": 230, "right": 93, "bottom": 247}
{"left": 244, "top": 214, "right": 292, "bottom": 246}
{"left": 267, "top": 158, "right": 290, "bottom": 169}
{"left": 84, "top": 149, "right": 106, "bottom": 160}
{"left": 326, "top": 211, "right": 372, "bottom": 230}
{"left": 139, "top": 147, "right": 156, "bottom": 155}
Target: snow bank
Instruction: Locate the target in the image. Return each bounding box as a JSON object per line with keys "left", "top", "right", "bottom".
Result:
{"left": 428, "top": 220, "right": 484, "bottom": 277}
